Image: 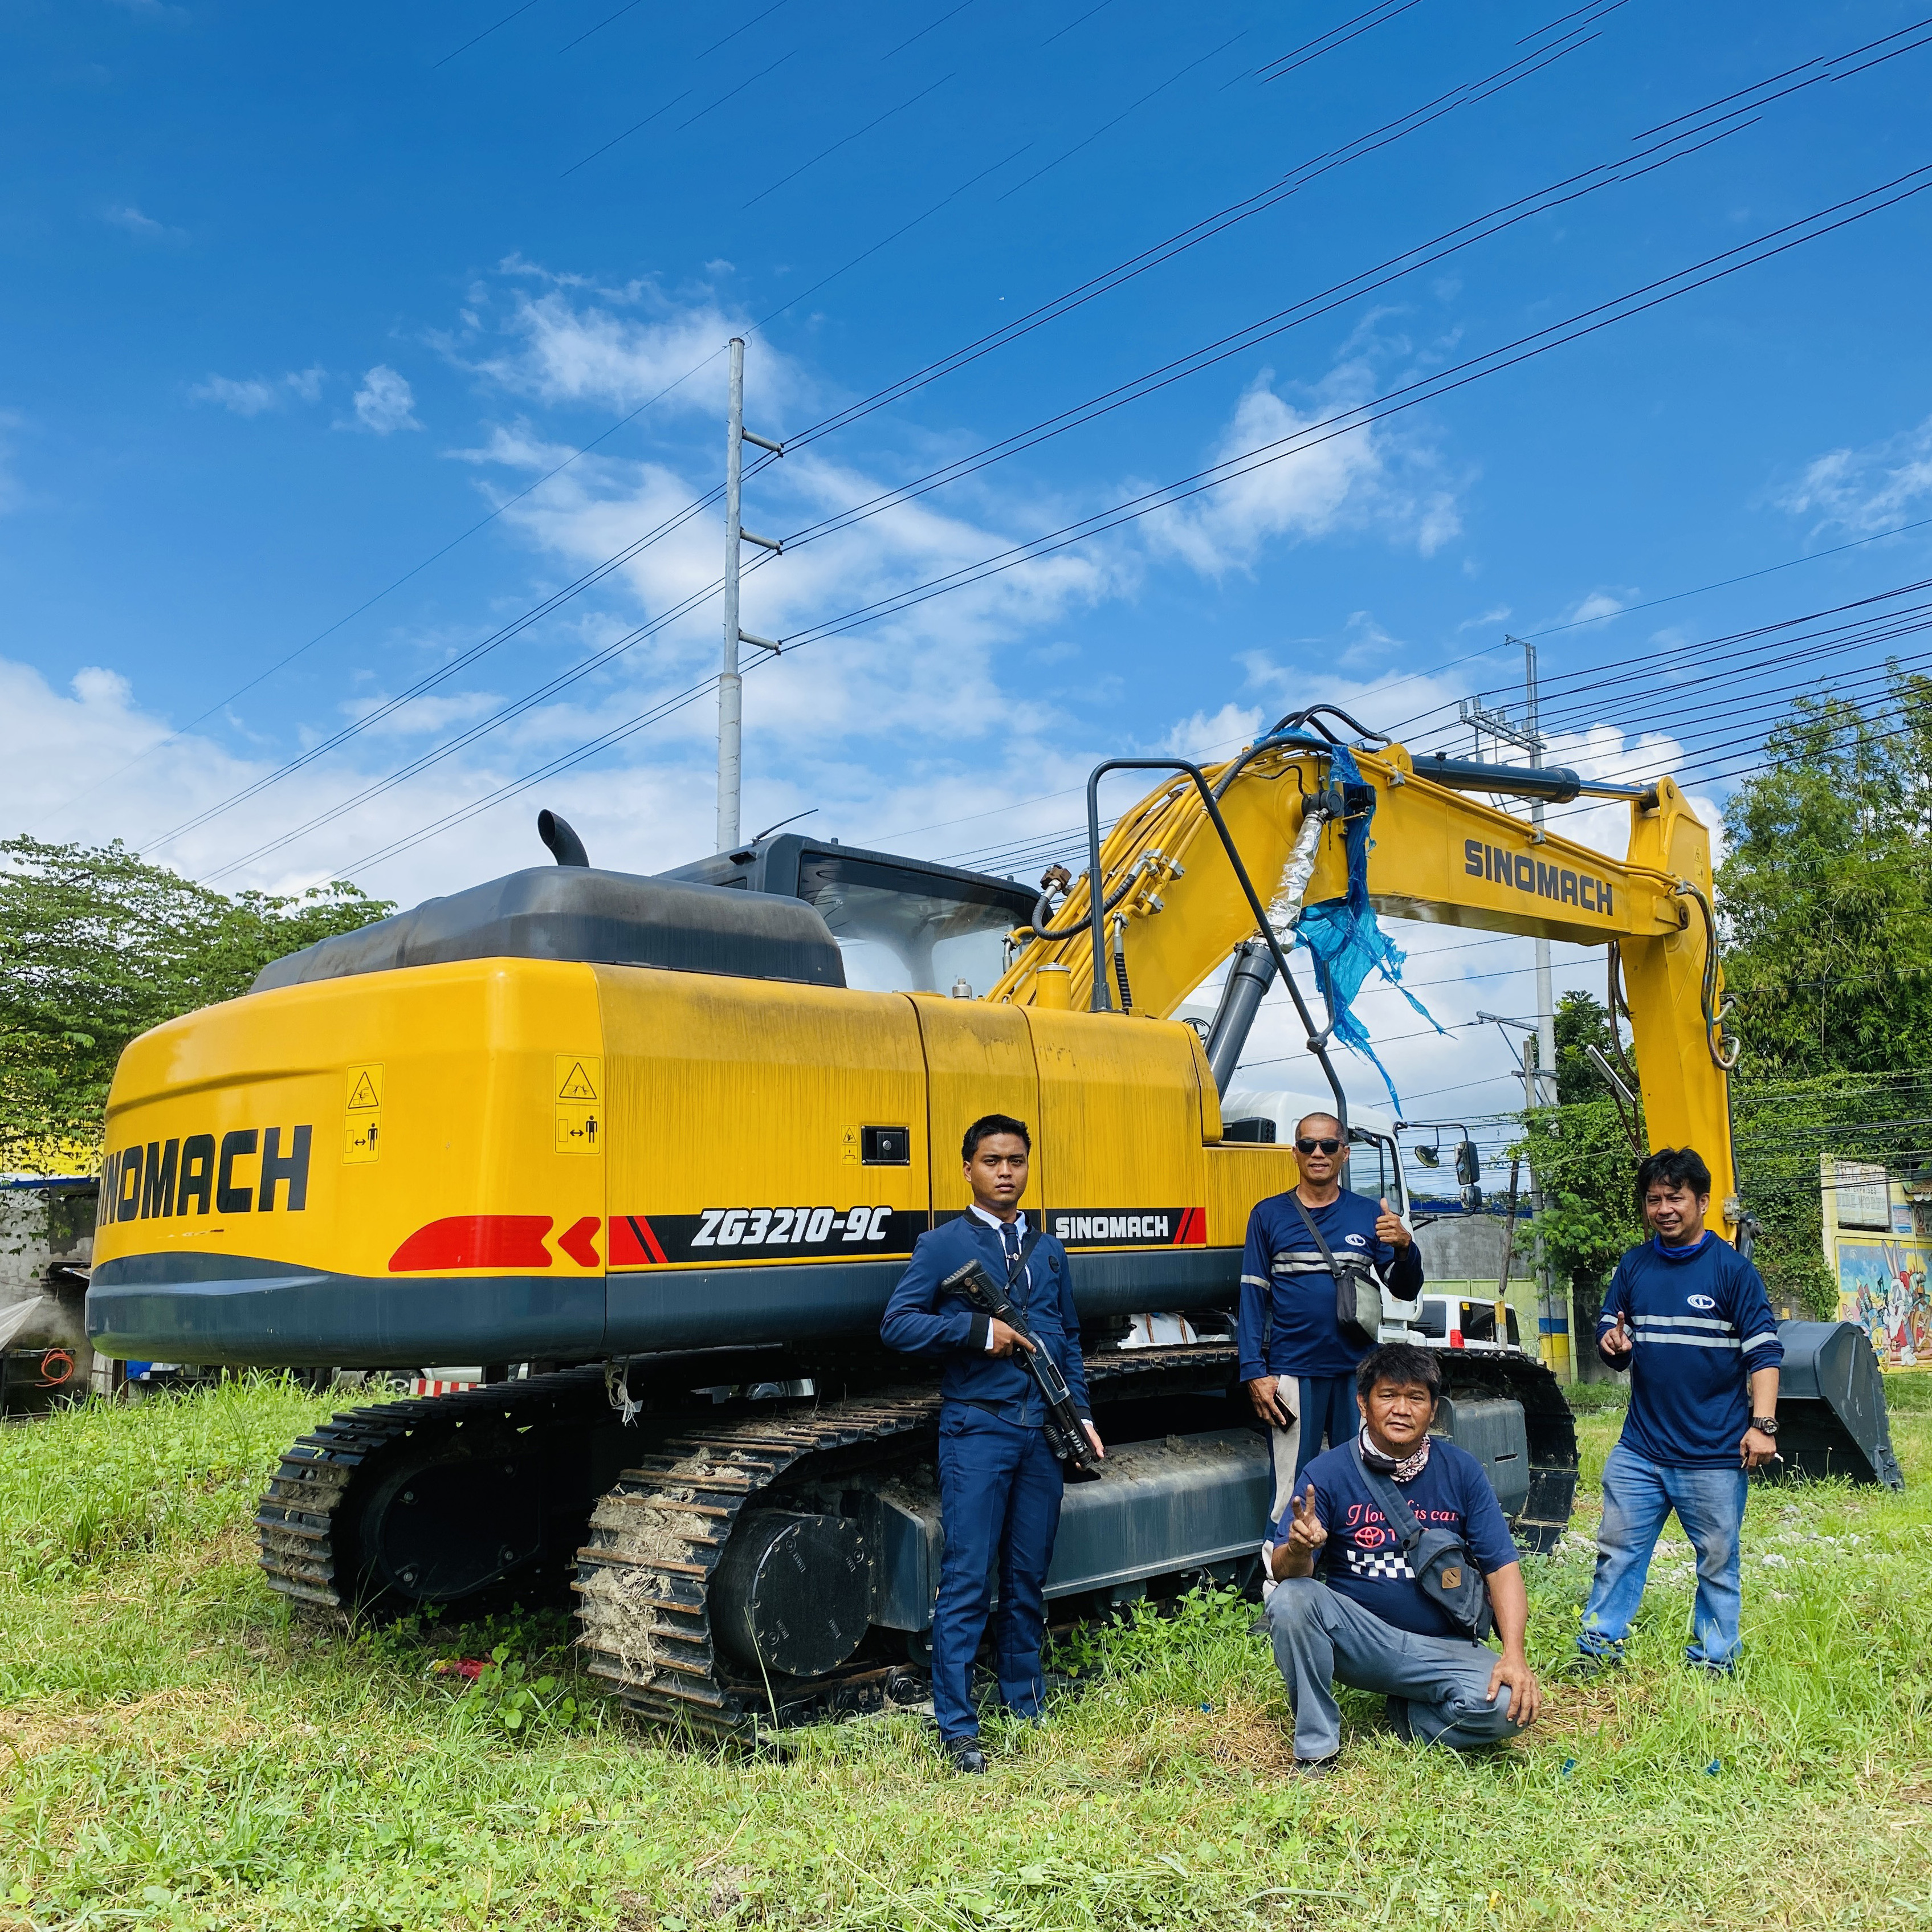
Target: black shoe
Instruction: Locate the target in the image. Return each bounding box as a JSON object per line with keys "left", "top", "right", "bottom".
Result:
{"left": 1563, "top": 1649, "right": 1623, "bottom": 1680}
{"left": 1291, "top": 1754, "right": 1337, "bottom": 1780}
{"left": 1385, "top": 1696, "right": 1413, "bottom": 1744}
{"left": 944, "top": 1738, "right": 987, "bottom": 1775}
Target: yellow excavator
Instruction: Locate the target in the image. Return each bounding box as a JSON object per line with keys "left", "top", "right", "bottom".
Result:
{"left": 87, "top": 707, "right": 1896, "bottom": 1731}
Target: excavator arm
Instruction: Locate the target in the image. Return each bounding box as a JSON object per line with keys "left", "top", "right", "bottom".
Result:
{"left": 987, "top": 717, "right": 1743, "bottom": 1240}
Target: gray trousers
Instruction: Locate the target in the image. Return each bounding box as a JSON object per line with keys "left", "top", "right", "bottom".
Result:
{"left": 1267, "top": 1577, "right": 1523, "bottom": 1762}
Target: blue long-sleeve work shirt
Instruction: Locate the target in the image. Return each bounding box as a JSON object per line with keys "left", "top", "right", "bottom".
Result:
{"left": 1238, "top": 1187, "right": 1424, "bottom": 1381}
{"left": 880, "top": 1210, "right": 1091, "bottom": 1426}
{"left": 1598, "top": 1232, "right": 1784, "bottom": 1468}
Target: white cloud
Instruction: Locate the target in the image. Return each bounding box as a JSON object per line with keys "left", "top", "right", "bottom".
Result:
{"left": 1562, "top": 587, "right": 1634, "bottom": 626}
{"left": 344, "top": 366, "right": 421, "bottom": 436}
{"left": 189, "top": 375, "right": 280, "bottom": 417}
{"left": 1160, "top": 703, "right": 1263, "bottom": 760}
{"left": 452, "top": 273, "right": 799, "bottom": 425}
{"left": 1774, "top": 411, "right": 1932, "bottom": 534}
{"left": 190, "top": 369, "right": 329, "bottom": 417}
{"left": 103, "top": 203, "right": 185, "bottom": 243}
{"left": 1144, "top": 348, "right": 1465, "bottom": 575}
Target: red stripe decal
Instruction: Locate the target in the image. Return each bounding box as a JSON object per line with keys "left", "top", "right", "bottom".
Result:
{"left": 389, "top": 1215, "right": 553, "bottom": 1273}
{"left": 608, "top": 1214, "right": 668, "bottom": 1266}
{"left": 1177, "top": 1208, "right": 1207, "bottom": 1246}
{"left": 557, "top": 1215, "right": 601, "bottom": 1269}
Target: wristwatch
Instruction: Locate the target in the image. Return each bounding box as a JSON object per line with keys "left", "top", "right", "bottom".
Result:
{"left": 1750, "top": 1416, "right": 1779, "bottom": 1437}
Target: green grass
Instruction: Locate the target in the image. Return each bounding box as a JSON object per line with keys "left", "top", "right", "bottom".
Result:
{"left": 4, "top": 1376, "right": 1932, "bottom": 1930}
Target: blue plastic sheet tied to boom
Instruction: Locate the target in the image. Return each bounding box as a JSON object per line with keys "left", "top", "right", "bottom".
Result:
{"left": 1291, "top": 742, "right": 1444, "bottom": 1114}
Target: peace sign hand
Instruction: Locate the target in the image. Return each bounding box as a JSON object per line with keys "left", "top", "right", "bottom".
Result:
{"left": 1286, "top": 1484, "right": 1328, "bottom": 1555}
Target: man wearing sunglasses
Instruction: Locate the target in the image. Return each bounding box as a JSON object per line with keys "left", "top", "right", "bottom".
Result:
{"left": 1238, "top": 1111, "right": 1424, "bottom": 1522}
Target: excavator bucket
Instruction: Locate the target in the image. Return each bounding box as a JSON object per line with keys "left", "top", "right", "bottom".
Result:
{"left": 1773, "top": 1319, "right": 1903, "bottom": 1490}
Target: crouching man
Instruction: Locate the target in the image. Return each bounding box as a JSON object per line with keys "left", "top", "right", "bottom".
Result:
{"left": 1263, "top": 1342, "right": 1540, "bottom": 1775}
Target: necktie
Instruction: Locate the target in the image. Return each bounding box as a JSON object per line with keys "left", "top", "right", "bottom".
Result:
{"left": 1001, "top": 1220, "right": 1022, "bottom": 1279}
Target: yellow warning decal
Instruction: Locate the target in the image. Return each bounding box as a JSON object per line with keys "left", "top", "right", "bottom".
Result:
{"left": 556, "top": 1056, "right": 600, "bottom": 1102}
{"left": 344, "top": 1065, "right": 384, "bottom": 1163}
{"left": 555, "top": 1055, "right": 604, "bottom": 1156}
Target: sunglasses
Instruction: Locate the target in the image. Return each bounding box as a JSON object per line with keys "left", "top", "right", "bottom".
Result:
{"left": 1295, "top": 1136, "right": 1343, "bottom": 1155}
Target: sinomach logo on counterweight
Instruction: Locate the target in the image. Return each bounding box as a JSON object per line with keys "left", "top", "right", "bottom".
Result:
{"left": 100, "top": 1127, "right": 313, "bottom": 1221}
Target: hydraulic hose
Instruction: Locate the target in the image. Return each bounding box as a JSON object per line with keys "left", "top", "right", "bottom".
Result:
{"left": 1030, "top": 862, "right": 1145, "bottom": 941}
{"left": 1672, "top": 878, "right": 1750, "bottom": 1236}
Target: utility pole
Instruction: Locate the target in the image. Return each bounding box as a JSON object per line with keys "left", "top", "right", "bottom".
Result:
{"left": 716, "top": 336, "right": 785, "bottom": 853}
{"left": 1458, "top": 639, "right": 1558, "bottom": 1105}
{"left": 1514, "top": 635, "right": 1566, "bottom": 1377}
{"left": 1517, "top": 635, "right": 1558, "bottom": 1109}
{"left": 1461, "top": 639, "right": 1566, "bottom": 1372}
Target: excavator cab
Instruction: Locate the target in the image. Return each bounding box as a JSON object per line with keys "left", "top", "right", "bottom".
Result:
{"left": 664, "top": 835, "right": 1036, "bottom": 999}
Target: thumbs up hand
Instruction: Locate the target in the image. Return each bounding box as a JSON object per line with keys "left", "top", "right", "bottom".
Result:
{"left": 1376, "top": 1196, "right": 1413, "bottom": 1249}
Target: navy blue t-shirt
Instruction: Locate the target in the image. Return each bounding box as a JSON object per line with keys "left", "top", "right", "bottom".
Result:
{"left": 1238, "top": 1188, "right": 1424, "bottom": 1379}
{"left": 1599, "top": 1232, "right": 1783, "bottom": 1468}
{"left": 1269, "top": 1437, "right": 1520, "bottom": 1639}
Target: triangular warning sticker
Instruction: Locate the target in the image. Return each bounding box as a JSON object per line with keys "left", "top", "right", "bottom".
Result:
{"left": 557, "top": 1060, "right": 598, "bottom": 1100}
{"left": 347, "top": 1072, "right": 380, "bottom": 1109}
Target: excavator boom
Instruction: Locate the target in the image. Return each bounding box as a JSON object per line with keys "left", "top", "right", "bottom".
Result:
{"left": 989, "top": 719, "right": 1741, "bottom": 1237}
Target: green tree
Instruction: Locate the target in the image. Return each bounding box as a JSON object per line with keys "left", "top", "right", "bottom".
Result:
{"left": 1715, "top": 667, "right": 1932, "bottom": 1310}
{"left": 0, "top": 836, "right": 392, "bottom": 1169}
{"left": 1716, "top": 667, "right": 1932, "bottom": 1078}
{"left": 1511, "top": 674, "right": 1931, "bottom": 1321}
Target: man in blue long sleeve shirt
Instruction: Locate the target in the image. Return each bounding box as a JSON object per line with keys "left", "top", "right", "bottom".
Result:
{"left": 1577, "top": 1146, "right": 1783, "bottom": 1674}
{"left": 1238, "top": 1111, "right": 1424, "bottom": 1518}
{"left": 881, "top": 1113, "right": 1103, "bottom": 1773}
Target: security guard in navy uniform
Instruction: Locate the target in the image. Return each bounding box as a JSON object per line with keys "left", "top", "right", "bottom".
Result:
{"left": 881, "top": 1113, "right": 1104, "bottom": 1773}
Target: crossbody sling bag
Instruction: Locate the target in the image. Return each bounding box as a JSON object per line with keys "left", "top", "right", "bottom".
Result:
{"left": 1350, "top": 1440, "right": 1495, "bottom": 1641}
{"left": 1289, "top": 1193, "right": 1383, "bottom": 1348}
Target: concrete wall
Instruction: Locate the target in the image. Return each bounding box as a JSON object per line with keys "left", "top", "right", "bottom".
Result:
{"left": 1409, "top": 1204, "right": 1610, "bottom": 1381}
{"left": 1413, "top": 1209, "right": 1535, "bottom": 1289}
{"left": 0, "top": 1181, "right": 97, "bottom": 1374}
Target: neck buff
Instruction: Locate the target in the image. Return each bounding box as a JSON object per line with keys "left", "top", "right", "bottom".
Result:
{"left": 1360, "top": 1425, "right": 1432, "bottom": 1483}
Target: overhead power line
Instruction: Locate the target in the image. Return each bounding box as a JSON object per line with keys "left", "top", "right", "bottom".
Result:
{"left": 162, "top": 11, "right": 1644, "bottom": 875}
{"left": 1384, "top": 573, "right": 1932, "bottom": 739}
{"left": 1254, "top": 0, "right": 1431, "bottom": 84}
{"left": 84, "top": 2, "right": 1619, "bottom": 853}
{"left": 434, "top": 0, "right": 546, "bottom": 67}
{"left": 764, "top": 165, "right": 1932, "bottom": 663}
{"left": 150, "top": 487, "right": 740, "bottom": 857}
{"left": 274, "top": 161, "right": 1932, "bottom": 888}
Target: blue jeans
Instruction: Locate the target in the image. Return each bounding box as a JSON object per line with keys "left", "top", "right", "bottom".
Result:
{"left": 1267, "top": 1578, "right": 1522, "bottom": 1762}
{"left": 931, "top": 1405, "right": 1065, "bottom": 1741}
{"left": 1579, "top": 1442, "right": 1749, "bottom": 1669}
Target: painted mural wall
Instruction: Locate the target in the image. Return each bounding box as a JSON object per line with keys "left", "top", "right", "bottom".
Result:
{"left": 1824, "top": 1156, "right": 1932, "bottom": 1367}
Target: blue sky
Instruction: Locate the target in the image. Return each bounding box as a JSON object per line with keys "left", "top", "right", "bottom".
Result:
{"left": 5, "top": 0, "right": 1931, "bottom": 1144}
